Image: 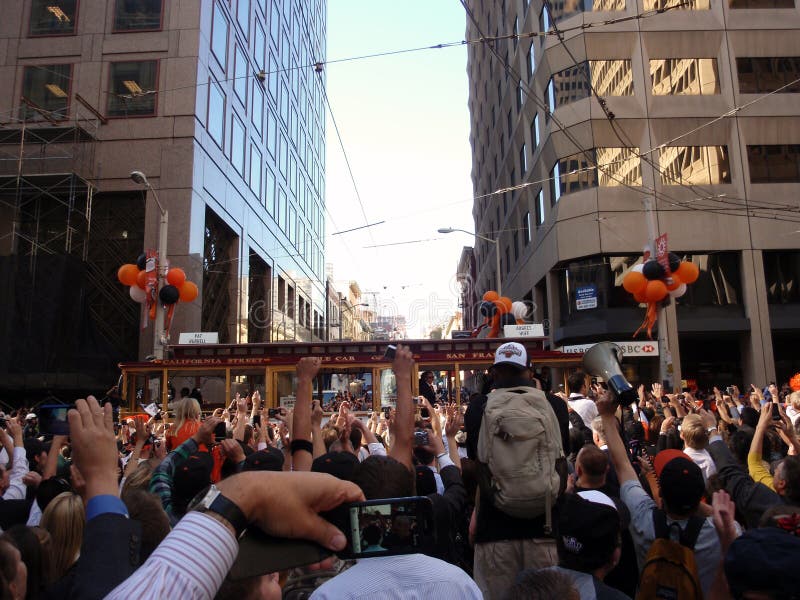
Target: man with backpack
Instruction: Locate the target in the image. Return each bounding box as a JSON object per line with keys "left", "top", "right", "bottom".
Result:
{"left": 597, "top": 393, "right": 720, "bottom": 599}
{"left": 465, "top": 342, "right": 569, "bottom": 599}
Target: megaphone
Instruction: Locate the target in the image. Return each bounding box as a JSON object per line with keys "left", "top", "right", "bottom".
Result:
{"left": 582, "top": 342, "right": 638, "bottom": 406}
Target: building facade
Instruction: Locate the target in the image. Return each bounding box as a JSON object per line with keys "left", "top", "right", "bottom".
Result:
{"left": 464, "top": 0, "right": 800, "bottom": 389}
{"left": 0, "top": 0, "right": 327, "bottom": 398}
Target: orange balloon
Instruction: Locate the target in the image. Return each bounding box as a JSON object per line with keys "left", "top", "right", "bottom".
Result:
{"left": 644, "top": 280, "right": 668, "bottom": 303}
{"left": 676, "top": 261, "right": 699, "bottom": 284}
{"left": 167, "top": 268, "right": 186, "bottom": 287}
{"left": 179, "top": 281, "right": 198, "bottom": 303}
{"left": 498, "top": 296, "right": 513, "bottom": 313}
{"left": 633, "top": 289, "right": 647, "bottom": 304}
{"left": 483, "top": 290, "right": 499, "bottom": 302}
{"left": 666, "top": 273, "right": 682, "bottom": 291}
{"left": 117, "top": 264, "right": 139, "bottom": 286}
{"left": 493, "top": 300, "right": 506, "bottom": 314}
{"left": 623, "top": 271, "right": 647, "bottom": 294}
{"left": 136, "top": 269, "right": 148, "bottom": 290}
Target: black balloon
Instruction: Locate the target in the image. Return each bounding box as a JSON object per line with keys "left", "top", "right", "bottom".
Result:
{"left": 136, "top": 253, "right": 147, "bottom": 270}
{"left": 642, "top": 260, "right": 665, "bottom": 281}
{"left": 667, "top": 252, "right": 681, "bottom": 272}
{"left": 500, "top": 312, "right": 517, "bottom": 326}
{"left": 159, "top": 284, "right": 180, "bottom": 305}
{"left": 479, "top": 300, "right": 497, "bottom": 317}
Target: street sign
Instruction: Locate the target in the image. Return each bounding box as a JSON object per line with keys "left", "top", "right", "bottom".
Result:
{"left": 575, "top": 285, "right": 598, "bottom": 310}
{"left": 503, "top": 324, "right": 545, "bottom": 337}
{"left": 558, "top": 341, "right": 659, "bottom": 357}
{"left": 178, "top": 332, "right": 220, "bottom": 344}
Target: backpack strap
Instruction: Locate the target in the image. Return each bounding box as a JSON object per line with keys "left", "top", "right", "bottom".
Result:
{"left": 652, "top": 509, "right": 704, "bottom": 550}
{"left": 653, "top": 509, "right": 670, "bottom": 540}
{"left": 680, "top": 516, "right": 705, "bottom": 550}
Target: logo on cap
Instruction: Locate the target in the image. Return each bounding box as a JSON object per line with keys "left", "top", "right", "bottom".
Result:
{"left": 498, "top": 344, "right": 523, "bottom": 358}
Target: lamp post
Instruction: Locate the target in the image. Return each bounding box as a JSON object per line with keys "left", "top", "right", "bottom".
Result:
{"left": 438, "top": 227, "right": 502, "bottom": 295}
{"left": 130, "top": 170, "right": 169, "bottom": 360}
{"left": 338, "top": 300, "right": 369, "bottom": 341}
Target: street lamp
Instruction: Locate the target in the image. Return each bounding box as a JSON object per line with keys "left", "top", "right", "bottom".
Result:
{"left": 338, "top": 301, "right": 369, "bottom": 341}
{"left": 438, "top": 227, "right": 502, "bottom": 295}
{"left": 130, "top": 170, "right": 169, "bottom": 360}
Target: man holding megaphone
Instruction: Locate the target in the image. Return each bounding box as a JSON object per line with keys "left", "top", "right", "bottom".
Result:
{"left": 582, "top": 343, "right": 640, "bottom": 408}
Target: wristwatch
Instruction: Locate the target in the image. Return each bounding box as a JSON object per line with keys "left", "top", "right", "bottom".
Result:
{"left": 189, "top": 484, "right": 248, "bottom": 538}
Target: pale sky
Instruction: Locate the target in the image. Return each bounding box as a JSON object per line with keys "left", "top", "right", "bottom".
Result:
{"left": 324, "top": 1, "right": 475, "bottom": 338}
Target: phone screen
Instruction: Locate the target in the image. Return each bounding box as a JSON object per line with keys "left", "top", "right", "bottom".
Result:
{"left": 39, "top": 405, "right": 72, "bottom": 436}
{"left": 331, "top": 497, "right": 435, "bottom": 559}
{"left": 213, "top": 421, "right": 227, "bottom": 442}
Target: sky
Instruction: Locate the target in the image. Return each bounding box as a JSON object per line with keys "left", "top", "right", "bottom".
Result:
{"left": 324, "top": 1, "right": 476, "bottom": 338}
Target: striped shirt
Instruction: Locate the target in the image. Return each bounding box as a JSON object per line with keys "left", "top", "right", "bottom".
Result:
{"left": 106, "top": 511, "right": 237, "bottom": 600}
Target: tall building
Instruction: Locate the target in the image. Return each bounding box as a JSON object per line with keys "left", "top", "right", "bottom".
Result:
{"left": 464, "top": 0, "right": 800, "bottom": 388}
{"left": 0, "top": 0, "right": 327, "bottom": 398}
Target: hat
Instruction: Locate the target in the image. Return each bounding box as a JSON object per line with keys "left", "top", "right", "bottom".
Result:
{"left": 415, "top": 465, "right": 437, "bottom": 496}
{"left": 654, "top": 449, "right": 705, "bottom": 514}
{"left": 493, "top": 342, "right": 528, "bottom": 370}
{"left": 25, "top": 413, "right": 37, "bottom": 421}
{"left": 724, "top": 527, "right": 800, "bottom": 596}
{"left": 173, "top": 452, "right": 213, "bottom": 509}
{"left": 243, "top": 448, "right": 284, "bottom": 472}
{"left": 557, "top": 492, "right": 621, "bottom": 560}
{"left": 311, "top": 451, "right": 359, "bottom": 481}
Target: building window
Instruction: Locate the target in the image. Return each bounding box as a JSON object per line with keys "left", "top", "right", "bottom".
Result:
{"left": 737, "top": 57, "right": 800, "bottom": 93}
{"left": 547, "top": 61, "right": 633, "bottom": 114}
{"left": 644, "top": 0, "right": 709, "bottom": 8}
{"left": 237, "top": 0, "right": 250, "bottom": 38}
{"left": 29, "top": 0, "right": 77, "bottom": 36}
{"left": 523, "top": 211, "right": 531, "bottom": 243}
{"left": 527, "top": 43, "right": 536, "bottom": 77}
{"left": 513, "top": 17, "right": 519, "bottom": 50}
{"left": 747, "top": 145, "right": 800, "bottom": 183}
{"left": 107, "top": 60, "right": 158, "bottom": 117}
{"left": 21, "top": 64, "right": 71, "bottom": 120}
{"left": 253, "top": 21, "right": 266, "bottom": 71}
{"left": 114, "top": 0, "right": 163, "bottom": 32}
{"left": 266, "top": 108, "right": 277, "bottom": 157}
{"left": 730, "top": 0, "right": 793, "bottom": 7}
{"left": 231, "top": 115, "right": 246, "bottom": 175}
{"left": 505, "top": 247, "right": 511, "bottom": 274}
{"left": 531, "top": 113, "right": 540, "bottom": 148}
{"left": 289, "top": 206, "right": 297, "bottom": 244}
{"left": 233, "top": 44, "right": 248, "bottom": 106}
{"left": 207, "top": 78, "right": 225, "bottom": 148}
{"left": 517, "top": 83, "right": 524, "bottom": 111}
{"left": 265, "top": 166, "right": 276, "bottom": 215}
{"left": 596, "top": 147, "right": 643, "bottom": 187}
{"left": 513, "top": 232, "right": 519, "bottom": 260}
{"left": 250, "top": 144, "right": 262, "bottom": 195}
{"left": 650, "top": 58, "right": 720, "bottom": 95}
{"left": 277, "top": 276, "right": 286, "bottom": 312}
{"left": 764, "top": 251, "right": 800, "bottom": 304}
{"left": 251, "top": 80, "right": 264, "bottom": 135}
{"left": 546, "top": 0, "right": 625, "bottom": 27}
{"left": 659, "top": 146, "right": 731, "bottom": 185}
{"left": 536, "top": 189, "right": 545, "bottom": 225}
{"left": 507, "top": 109, "right": 513, "bottom": 137}
{"left": 211, "top": 1, "right": 228, "bottom": 69}
{"left": 520, "top": 144, "right": 528, "bottom": 173}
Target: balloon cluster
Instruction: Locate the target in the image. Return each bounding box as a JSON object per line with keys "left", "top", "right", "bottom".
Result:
{"left": 116, "top": 253, "right": 199, "bottom": 306}
{"left": 622, "top": 253, "right": 699, "bottom": 304}
{"left": 790, "top": 373, "right": 800, "bottom": 392}
{"left": 474, "top": 290, "right": 529, "bottom": 338}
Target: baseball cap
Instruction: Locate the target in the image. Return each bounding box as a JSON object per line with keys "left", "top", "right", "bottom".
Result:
{"left": 724, "top": 527, "right": 800, "bottom": 597}
{"left": 415, "top": 465, "right": 437, "bottom": 496}
{"left": 557, "top": 492, "right": 621, "bottom": 563}
{"left": 493, "top": 342, "right": 528, "bottom": 370}
{"left": 242, "top": 448, "right": 284, "bottom": 472}
{"left": 172, "top": 452, "right": 213, "bottom": 510}
{"left": 25, "top": 413, "right": 37, "bottom": 421}
{"left": 654, "top": 449, "right": 705, "bottom": 514}
{"left": 311, "top": 451, "right": 359, "bottom": 481}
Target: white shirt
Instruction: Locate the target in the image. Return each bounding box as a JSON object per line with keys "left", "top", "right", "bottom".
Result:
{"left": 682, "top": 447, "right": 717, "bottom": 482}
{"left": 310, "top": 553, "right": 482, "bottom": 599}
{"left": 568, "top": 394, "right": 598, "bottom": 428}
{"left": 2, "top": 447, "right": 29, "bottom": 500}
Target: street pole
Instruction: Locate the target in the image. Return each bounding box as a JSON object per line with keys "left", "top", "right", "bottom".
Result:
{"left": 152, "top": 191, "right": 168, "bottom": 360}
{"left": 643, "top": 197, "right": 672, "bottom": 389}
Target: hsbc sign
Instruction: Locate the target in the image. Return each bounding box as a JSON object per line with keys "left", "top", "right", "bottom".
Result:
{"left": 558, "top": 341, "right": 659, "bottom": 357}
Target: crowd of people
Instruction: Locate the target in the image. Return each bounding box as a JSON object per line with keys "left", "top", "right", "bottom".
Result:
{"left": 0, "top": 342, "right": 798, "bottom": 599}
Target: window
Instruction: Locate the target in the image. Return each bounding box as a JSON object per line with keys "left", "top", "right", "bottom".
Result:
{"left": 279, "top": 80, "right": 289, "bottom": 124}
{"left": 551, "top": 151, "right": 597, "bottom": 201}
{"left": 289, "top": 206, "right": 297, "bottom": 244}
{"left": 21, "top": 64, "right": 71, "bottom": 120}
{"left": 650, "top": 58, "right": 719, "bottom": 95}
{"left": 237, "top": 0, "right": 250, "bottom": 38}
{"left": 730, "top": 0, "right": 793, "bottom": 7}
{"left": 107, "top": 60, "right": 158, "bottom": 117}
{"left": 278, "top": 188, "right": 287, "bottom": 231}
{"left": 211, "top": 2, "right": 228, "bottom": 69}
{"left": 527, "top": 43, "right": 536, "bottom": 77}
{"left": 269, "top": 1, "right": 280, "bottom": 43}
{"left": 547, "top": 61, "right": 633, "bottom": 114}
{"left": 278, "top": 276, "right": 286, "bottom": 312}
{"left": 231, "top": 115, "right": 246, "bottom": 175}
{"left": 250, "top": 144, "right": 262, "bottom": 195}
{"left": 507, "top": 109, "right": 513, "bottom": 137}
{"left": 513, "top": 232, "right": 519, "bottom": 260}
{"left": 114, "top": 0, "right": 163, "bottom": 31}
{"left": 29, "top": 0, "right": 77, "bottom": 36}
{"left": 207, "top": 78, "right": 225, "bottom": 148}
{"left": 659, "top": 146, "right": 731, "bottom": 185}
{"left": 266, "top": 166, "right": 276, "bottom": 215}
{"left": 536, "top": 189, "right": 545, "bottom": 224}
{"left": 764, "top": 251, "right": 800, "bottom": 304}
{"left": 520, "top": 144, "right": 528, "bottom": 173}
{"left": 747, "top": 145, "right": 800, "bottom": 183}
{"left": 737, "top": 57, "right": 800, "bottom": 93}
{"left": 531, "top": 114, "right": 540, "bottom": 149}
{"left": 513, "top": 17, "right": 519, "bottom": 50}
{"left": 266, "top": 108, "right": 277, "bottom": 157}
{"left": 505, "top": 247, "right": 511, "bottom": 274}
{"left": 523, "top": 211, "right": 531, "bottom": 243}
{"left": 279, "top": 132, "right": 288, "bottom": 177}
{"left": 253, "top": 21, "right": 266, "bottom": 71}
{"left": 251, "top": 80, "right": 264, "bottom": 135}
{"left": 644, "top": 0, "right": 709, "bottom": 8}
{"left": 233, "top": 44, "right": 248, "bottom": 105}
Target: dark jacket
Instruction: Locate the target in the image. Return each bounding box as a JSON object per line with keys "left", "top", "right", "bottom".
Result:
{"left": 427, "top": 464, "right": 468, "bottom": 566}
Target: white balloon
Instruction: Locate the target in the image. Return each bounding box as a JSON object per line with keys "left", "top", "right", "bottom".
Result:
{"left": 129, "top": 285, "right": 147, "bottom": 303}
{"left": 631, "top": 263, "right": 644, "bottom": 274}
{"left": 511, "top": 301, "right": 528, "bottom": 320}
{"left": 669, "top": 283, "right": 687, "bottom": 298}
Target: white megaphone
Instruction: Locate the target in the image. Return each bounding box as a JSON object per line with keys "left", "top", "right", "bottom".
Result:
{"left": 582, "top": 342, "right": 638, "bottom": 406}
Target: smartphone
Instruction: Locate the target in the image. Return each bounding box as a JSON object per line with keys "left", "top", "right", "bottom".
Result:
{"left": 382, "top": 406, "right": 391, "bottom": 419}
{"left": 413, "top": 430, "right": 429, "bottom": 447}
{"left": 726, "top": 386, "right": 735, "bottom": 397}
{"left": 39, "top": 405, "right": 73, "bottom": 436}
{"left": 213, "top": 421, "right": 227, "bottom": 442}
{"left": 252, "top": 414, "right": 261, "bottom": 427}
{"left": 383, "top": 345, "right": 396, "bottom": 360}
{"left": 772, "top": 402, "right": 781, "bottom": 421}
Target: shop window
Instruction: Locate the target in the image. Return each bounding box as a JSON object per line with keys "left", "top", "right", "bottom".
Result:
{"left": 764, "top": 251, "right": 800, "bottom": 303}
{"left": 659, "top": 146, "right": 731, "bottom": 185}
{"left": 650, "top": 58, "right": 720, "bottom": 95}
{"left": 29, "top": 0, "right": 77, "bottom": 36}
{"left": 747, "top": 145, "right": 800, "bottom": 183}
{"left": 21, "top": 64, "right": 71, "bottom": 120}
{"left": 107, "top": 60, "right": 158, "bottom": 117}
{"left": 114, "top": 0, "right": 163, "bottom": 31}
{"left": 737, "top": 57, "right": 800, "bottom": 93}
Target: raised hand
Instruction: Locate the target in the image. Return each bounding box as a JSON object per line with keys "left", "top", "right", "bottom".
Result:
{"left": 67, "top": 396, "right": 118, "bottom": 499}
{"left": 296, "top": 357, "right": 322, "bottom": 381}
